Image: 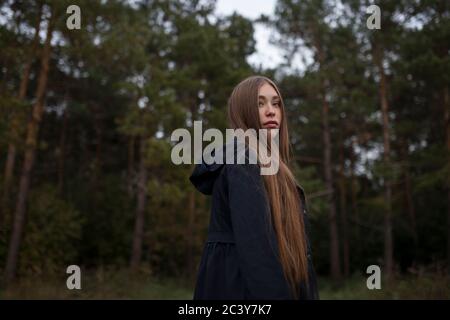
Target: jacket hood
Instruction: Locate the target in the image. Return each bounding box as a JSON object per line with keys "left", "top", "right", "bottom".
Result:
{"left": 189, "top": 142, "right": 230, "bottom": 195}
{"left": 189, "top": 140, "right": 308, "bottom": 205}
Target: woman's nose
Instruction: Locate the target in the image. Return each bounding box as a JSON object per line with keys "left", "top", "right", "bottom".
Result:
{"left": 266, "top": 104, "right": 276, "bottom": 116}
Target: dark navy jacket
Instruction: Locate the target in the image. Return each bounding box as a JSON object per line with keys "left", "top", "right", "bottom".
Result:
{"left": 189, "top": 144, "right": 319, "bottom": 300}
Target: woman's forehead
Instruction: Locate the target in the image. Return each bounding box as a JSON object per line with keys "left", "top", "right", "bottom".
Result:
{"left": 258, "top": 83, "right": 279, "bottom": 99}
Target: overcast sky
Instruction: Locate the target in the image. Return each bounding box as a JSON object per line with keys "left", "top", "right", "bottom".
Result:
{"left": 215, "top": 0, "right": 312, "bottom": 73}
{"left": 215, "top": 0, "right": 285, "bottom": 70}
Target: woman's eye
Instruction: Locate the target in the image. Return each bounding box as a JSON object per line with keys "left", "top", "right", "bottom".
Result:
{"left": 258, "top": 101, "right": 264, "bottom": 107}
{"left": 273, "top": 102, "right": 280, "bottom": 107}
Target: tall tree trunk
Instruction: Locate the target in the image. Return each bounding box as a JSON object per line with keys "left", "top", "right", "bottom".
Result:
{"left": 187, "top": 188, "right": 196, "bottom": 279}
{"left": 444, "top": 86, "right": 450, "bottom": 274}
{"left": 130, "top": 136, "right": 148, "bottom": 271}
{"left": 94, "top": 110, "right": 102, "bottom": 173}
{"left": 91, "top": 105, "right": 103, "bottom": 192}
{"left": 127, "top": 135, "right": 136, "bottom": 197}
{"left": 1, "top": 145, "right": 17, "bottom": 230}
{"left": 4, "top": 11, "right": 54, "bottom": 285}
{"left": 58, "top": 108, "right": 68, "bottom": 194}
{"left": 339, "top": 143, "right": 350, "bottom": 277}
{"left": 350, "top": 139, "right": 360, "bottom": 250}
{"left": 186, "top": 102, "right": 198, "bottom": 279}
{"left": 314, "top": 34, "right": 341, "bottom": 282}
{"left": 401, "top": 140, "right": 418, "bottom": 245}
{"left": 1, "top": 4, "right": 42, "bottom": 229}
{"left": 87, "top": 105, "right": 103, "bottom": 215}
{"left": 374, "top": 43, "right": 394, "bottom": 279}
{"left": 322, "top": 89, "right": 341, "bottom": 281}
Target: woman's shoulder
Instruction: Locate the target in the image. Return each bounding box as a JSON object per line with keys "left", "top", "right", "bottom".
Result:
{"left": 219, "top": 137, "right": 266, "bottom": 188}
{"left": 220, "top": 163, "right": 268, "bottom": 198}
{"left": 223, "top": 162, "right": 262, "bottom": 181}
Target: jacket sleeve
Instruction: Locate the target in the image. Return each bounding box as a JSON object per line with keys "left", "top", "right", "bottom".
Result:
{"left": 226, "top": 163, "right": 292, "bottom": 299}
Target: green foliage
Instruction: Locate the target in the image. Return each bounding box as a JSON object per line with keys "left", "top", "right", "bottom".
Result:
{"left": 18, "top": 184, "right": 83, "bottom": 276}
{"left": 67, "top": 174, "right": 134, "bottom": 267}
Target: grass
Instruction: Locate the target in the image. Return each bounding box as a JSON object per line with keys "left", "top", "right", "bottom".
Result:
{"left": 1, "top": 268, "right": 449, "bottom": 299}
{"left": 0, "top": 268, "right": 194, "bottom": 299}
{"left": 318, "top": 272, "right": 450, "bottom": 299}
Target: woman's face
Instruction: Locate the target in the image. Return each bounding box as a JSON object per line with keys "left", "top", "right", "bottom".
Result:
{"left": 258, "top": 82, "right": 282, "bottom": 132}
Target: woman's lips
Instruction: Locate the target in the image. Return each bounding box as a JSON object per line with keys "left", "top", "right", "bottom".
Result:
{"left": 263, "top": 121, "right": 279, "bottom": 128}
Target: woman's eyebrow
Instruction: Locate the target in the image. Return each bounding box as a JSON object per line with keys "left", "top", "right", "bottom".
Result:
{"left": 258, "top": 95, "right": 280, "bottom": 100}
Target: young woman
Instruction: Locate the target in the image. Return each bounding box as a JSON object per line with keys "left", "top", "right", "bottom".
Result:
{"left": 189, "top": 75, "right": 319, "bottom": 300}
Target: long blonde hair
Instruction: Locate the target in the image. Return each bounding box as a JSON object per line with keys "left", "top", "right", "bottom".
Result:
{"left": 227, "top": 75, "right": 309, "bottom": 298}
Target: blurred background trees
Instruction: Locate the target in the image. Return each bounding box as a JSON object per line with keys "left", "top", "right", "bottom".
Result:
{"left": 0, "top": 0, "right": 448, "bottom": 298}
